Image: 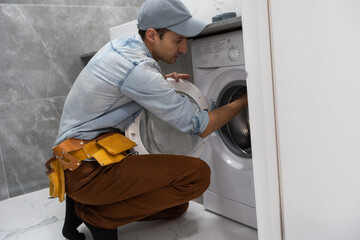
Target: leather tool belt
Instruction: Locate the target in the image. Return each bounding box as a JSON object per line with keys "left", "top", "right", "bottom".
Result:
{"left": 45, "top": 132, "right": 136, "bottom": 202}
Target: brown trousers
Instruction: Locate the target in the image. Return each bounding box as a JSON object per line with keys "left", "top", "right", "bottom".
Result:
{"left": 64, "top": 154, "right": 210, "bottom": 229}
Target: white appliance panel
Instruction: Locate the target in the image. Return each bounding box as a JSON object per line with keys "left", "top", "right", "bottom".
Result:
{"left": 192, "top": 30, "right": 257, "bottom": 228}
{"left": 204, "top": 190, "right": 257, "bottom": 228}
{"left": 193, "top": 67, "right": 247, "bottom": 105}
{"left": 202, "top": 133, "right": 255, "bottom": 207}
{"left": 192, "top": 31, "right": 245, "bottom": 68}
{"left": 109, "top": 20, "right": 138, "bottom": 40}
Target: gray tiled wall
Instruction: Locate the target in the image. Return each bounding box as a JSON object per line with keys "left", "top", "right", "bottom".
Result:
{"left": 0, "top": 0, "right": 146, "bottom": 200}
{"left": 0, "top": 0, "right": 145, "bottom": 6}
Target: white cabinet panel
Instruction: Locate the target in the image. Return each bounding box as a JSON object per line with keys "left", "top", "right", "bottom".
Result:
{"left": 270, "top": 1, "right": 360, "bottom": 239}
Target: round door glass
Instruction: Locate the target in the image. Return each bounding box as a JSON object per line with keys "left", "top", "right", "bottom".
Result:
{"left": 139, "top": 93, "right": 204, "bottom": 156}
{"left": 217, "top": 82, "right": 251, "bottom": 158}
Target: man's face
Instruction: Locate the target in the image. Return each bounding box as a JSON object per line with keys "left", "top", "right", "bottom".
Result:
{"left": 152, "top": 30, "right": 188, "bottom": 64}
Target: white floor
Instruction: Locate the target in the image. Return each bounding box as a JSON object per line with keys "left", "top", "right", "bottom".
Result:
{"left": 0, "top": 188, "right": 257, "bottom": 240}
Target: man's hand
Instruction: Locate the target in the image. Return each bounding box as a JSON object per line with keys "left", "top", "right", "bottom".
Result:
{"left": 164, "top": 72, "right": 190, "bottom": 82}
{"left": 199, "top": 93, "right": 248, "bottom": 138}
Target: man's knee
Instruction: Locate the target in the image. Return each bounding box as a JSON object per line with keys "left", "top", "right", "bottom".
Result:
{"left": 188, "top": 157, "right": 211, "bottom": 194}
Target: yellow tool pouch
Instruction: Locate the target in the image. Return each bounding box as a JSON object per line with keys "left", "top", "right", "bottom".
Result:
{"left": 91, "top": 133, "right": 137, "bottom": 166}
{"left": 45, "top": 157, "right": 65, "bottom": 202}
{"left": 45, "top": 132, "right": 136, "bottom": 202}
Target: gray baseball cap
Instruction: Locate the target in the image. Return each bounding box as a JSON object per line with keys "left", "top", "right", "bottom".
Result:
{"left": 137, "top": 0, "right": 207, "bottom": 37}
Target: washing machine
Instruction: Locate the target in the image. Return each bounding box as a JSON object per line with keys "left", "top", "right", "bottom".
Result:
{"left": 125, "top": 78, "right": 209, "bottom": 158}
{"left": 191, "top": 30, "right": 257, "bottom": 228}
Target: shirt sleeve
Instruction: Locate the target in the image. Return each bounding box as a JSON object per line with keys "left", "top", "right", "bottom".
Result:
{"left": 120, "top": 60, "right": 209, "bottom": 135}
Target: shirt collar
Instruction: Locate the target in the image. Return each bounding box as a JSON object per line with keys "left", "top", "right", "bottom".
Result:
{"left": 135, "top": 33, "right": 153, "bottom": 59}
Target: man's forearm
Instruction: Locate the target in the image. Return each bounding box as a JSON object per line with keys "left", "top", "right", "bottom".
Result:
{"left": 199, "top": 95, "right": 248, "bottom": 138}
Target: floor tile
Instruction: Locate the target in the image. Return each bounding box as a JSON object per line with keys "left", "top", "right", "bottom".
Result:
{"left": 0, "top": 189, "right": 257, "bottom": 240}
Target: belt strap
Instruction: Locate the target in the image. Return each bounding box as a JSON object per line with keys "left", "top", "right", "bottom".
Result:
{"left": 52, "top": 132, "right": 116, "bottom": 171}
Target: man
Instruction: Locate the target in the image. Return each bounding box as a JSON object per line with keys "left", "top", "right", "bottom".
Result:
{"left": 51, "top": 0, "right": 248, "bottom": 239}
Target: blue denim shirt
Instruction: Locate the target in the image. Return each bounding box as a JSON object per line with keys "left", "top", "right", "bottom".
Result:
{"left": 55, "top": 34, "right": 209, "bottom": 146}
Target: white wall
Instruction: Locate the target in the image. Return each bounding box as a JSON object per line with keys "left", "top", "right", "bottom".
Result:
{"left": 270, "top": 0, "right": 360, "bottom": 239}
{"left": 110, "top": 0, "right": 242, "bottom": 39}
{"left": 182, "top": 0, "right": 241, "bottom": 24}
{"left": 241, "top": 0, "right": 282, "bottom": 239}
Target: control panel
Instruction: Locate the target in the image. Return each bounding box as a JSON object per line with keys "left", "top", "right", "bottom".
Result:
{"left": 191, "top": 30, "right": 245, "bottom": 68}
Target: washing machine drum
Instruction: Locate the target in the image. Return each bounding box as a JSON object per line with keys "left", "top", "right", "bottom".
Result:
{"left": 217, "top": 83, "right": 252, "bottom": 158}
{"left": 125, "top": 79, "right": 208, "bottom": 158}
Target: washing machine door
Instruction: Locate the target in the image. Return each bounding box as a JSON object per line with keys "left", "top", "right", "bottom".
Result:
{"left": 201, "top": 67, "right": 256, "bottom": 227}
{"left": 217, "top": 81, "right": 251, "bottom": 158}
{"left": 206, "top": 68, "right": 251, "bottom": 158}
{"left": 125, "top": 78, "right": 209, "bottom": 158}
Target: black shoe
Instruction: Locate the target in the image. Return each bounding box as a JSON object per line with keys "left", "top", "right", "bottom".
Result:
{"left": 62, "top": 195, "right": 86, "bottom": 240}
{"left": 84, "top": 221, "right": 118, "bottom": 240}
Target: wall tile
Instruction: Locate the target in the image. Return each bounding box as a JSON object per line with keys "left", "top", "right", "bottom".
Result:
{"left": 0, "top": 147, "right": 9, "bottom": 201}
{"left": 0, "top": 5, "right": 141, "bottom": 104}
{"left": 0, "top": 0, "right": 146, "bottom": 7}
{"left": 0, "top": 98, "right": 62, "bottom": 197}
{"left": 0, "top": 3, "right": 143, "bottom": 199}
